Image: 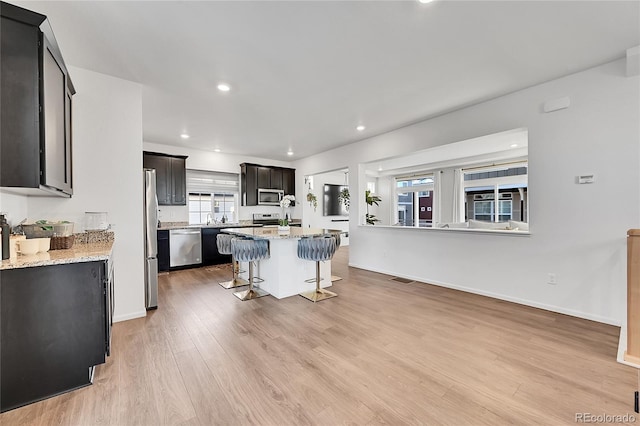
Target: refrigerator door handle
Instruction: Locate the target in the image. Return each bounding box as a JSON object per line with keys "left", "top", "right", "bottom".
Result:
{"left": 145, "top": 258, "right": 158, "bottom": 309}
{"left": 145, "top": 170, "right": 158, "bottom": 257}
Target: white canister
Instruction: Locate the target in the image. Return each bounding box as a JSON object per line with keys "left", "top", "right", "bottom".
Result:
{"left": 85, "top": 212, "right": 109, "bottom": 231}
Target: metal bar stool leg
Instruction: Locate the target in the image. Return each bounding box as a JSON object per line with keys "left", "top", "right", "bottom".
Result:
{"left": 300, "top": 261, "right": 337, "bottom": 302}
{"left": 219, "top": 256, "right": 248, "bottom": 289}
{"left": 234, "top": 261, "right": 269, "bottom": 300}
{"left": 298, "top": 235, "right": 338, "bottom": 302}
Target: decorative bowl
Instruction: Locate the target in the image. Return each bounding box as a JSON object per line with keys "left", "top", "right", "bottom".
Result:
{"left": 35, "top": 238, "right": 51, "bottom": 252}
{"left": 17, "top": 239, "right": 40, "bottom": 255}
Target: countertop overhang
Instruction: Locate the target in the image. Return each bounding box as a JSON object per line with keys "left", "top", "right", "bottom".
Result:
{"left": 158, "top": 221, "right": 302, "bottom": 231}
{"left": 222, "top": 227, "right": 341, "bottom": 240}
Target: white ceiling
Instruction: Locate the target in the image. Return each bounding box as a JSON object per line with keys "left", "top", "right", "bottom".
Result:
{"left": 12, "top": 1, "right": 640, "bottom": 161}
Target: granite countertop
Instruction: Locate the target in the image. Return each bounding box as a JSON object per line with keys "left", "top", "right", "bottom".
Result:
{"left": 222, "top": 227, "right": 341, "bottom": 240}
{"left": 0, "top": 241, "right": 114, "bottom": 270}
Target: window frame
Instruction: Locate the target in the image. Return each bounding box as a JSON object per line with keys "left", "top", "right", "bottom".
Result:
{"left": 463, "top": 162, "right": 528, "bottom": 224}
{"left": 394, "top": 173, "right": 437, "bottom": 228}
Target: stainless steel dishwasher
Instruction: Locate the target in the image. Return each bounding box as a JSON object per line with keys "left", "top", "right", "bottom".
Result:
{"left": 169, "top": 228, "right": 202, "bottom": 267}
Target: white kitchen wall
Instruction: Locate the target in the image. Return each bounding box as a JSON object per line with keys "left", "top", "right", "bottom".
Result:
{"left": 27, "top": 66, "right": 145, "bottom": 322}
{"left": 376, "top": 176, "right": 392, "bottom": 225}
{"left": 143, "top": 141, "right": 296, "bottom": 221}
{"left": 294, "top": 58, "right": 640, "bottom": 326}
{"left": 0, "top": 192, "right": 28, "bottom": 227}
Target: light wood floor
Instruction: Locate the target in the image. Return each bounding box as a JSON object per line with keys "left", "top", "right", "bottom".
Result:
{"left": 2, "top": 248, "right": 637, "bottom": 425}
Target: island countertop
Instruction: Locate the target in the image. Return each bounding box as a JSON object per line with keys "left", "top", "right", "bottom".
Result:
{"left": 222, "top": 227, "right": 341, "bottom": 239}
{"left": 0, "top": 241, "right": 114, "bottom": 270}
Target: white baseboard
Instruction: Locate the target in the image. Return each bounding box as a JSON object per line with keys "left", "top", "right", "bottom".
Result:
{"left": 348, "top": 261, "right": 620, "bottom": 326}
{"left": 113, "top": 309, "right": 147, "bottom": 323}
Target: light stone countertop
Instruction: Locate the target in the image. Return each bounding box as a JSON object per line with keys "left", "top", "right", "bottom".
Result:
{"left": 0, "top": 241, "right": 114, "bottom": 270}
{"left": 222, "top": 227, "right": 341, "bottom": 240}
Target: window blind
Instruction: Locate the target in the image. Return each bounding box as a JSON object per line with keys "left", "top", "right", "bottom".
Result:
{"left": 186, "top": 169, "right": 239, "bottom": 194}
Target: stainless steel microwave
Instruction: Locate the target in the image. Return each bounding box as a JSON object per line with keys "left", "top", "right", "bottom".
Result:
{"left": 257, "top": 188, "right": 284, "bottom": 205}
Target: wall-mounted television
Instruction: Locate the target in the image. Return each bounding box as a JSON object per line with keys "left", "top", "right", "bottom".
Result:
{"left": 323, "top": 184, "right": 348, "bottom": 216}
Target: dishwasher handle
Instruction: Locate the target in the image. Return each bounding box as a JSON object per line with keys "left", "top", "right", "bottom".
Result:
{"left": 170, "top": 229, "right": 201, "bottom": 236}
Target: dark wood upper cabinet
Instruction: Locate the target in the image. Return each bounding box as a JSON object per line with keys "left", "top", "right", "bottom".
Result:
{"left": 282, "top": 169, "right": 295, "bottom": 196}
{"left": 143, "top": 153, "right": 170, "bottom": 205}
{"left": 270, "top": 168, "right": 283, "bottom": 190}
{"left": 241, "top": 163, "right": 258, "bottom": 206}
{"left": 257, "top": 166, "right": 271, "bottom": 189}
{"left": 143, "top": 152, "right": 187, "bottom": 206}
{"left": 240, "top": 163, "right": 295, "bottom": 206}
{"left": 170, "top": 157, "right": 186, "bottom": 205}
{"left": 0, "top": 2, "right": 75, "bottom": 197}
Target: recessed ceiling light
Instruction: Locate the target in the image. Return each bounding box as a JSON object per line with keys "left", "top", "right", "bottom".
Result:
{"left": 217, "top": 83, "right": 231, "bottom": 92}
{"left": 214, "top": 148, "right": 221, "bottom": 153}
{"left": 418, "top": 0, "right": 434, "bottom": 3}
{"left": 356, "top": 125, "right": 366, "bottom": 132}
{"left": 510, "top": 143, "right": 519, "bottom": 148}
{"left": 180, "top": 133, "right": 189, "bottom": 139}
{"left": 287, "top": 150, "right": 294, "bottom": 156}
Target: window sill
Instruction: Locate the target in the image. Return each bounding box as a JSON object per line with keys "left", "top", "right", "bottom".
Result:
{"left": 358, "top": 224, "right": 531, "bottom": 236}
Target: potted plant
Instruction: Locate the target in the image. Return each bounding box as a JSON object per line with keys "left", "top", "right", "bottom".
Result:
{"left": 279, "top": 194, "right": 295, "bottom": 230}
{"left": 306, "top": 191, "right": 318, "bottom": 211}
{"left": 338, "top": 187, "right": 350, "bottom": 212}
{"left": 365, "top": 190, "right": 381, "bottom": 225}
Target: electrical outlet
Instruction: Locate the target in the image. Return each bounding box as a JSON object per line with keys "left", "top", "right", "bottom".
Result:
{"left": 548, "top": 273, "right": 557, "bottom": 285}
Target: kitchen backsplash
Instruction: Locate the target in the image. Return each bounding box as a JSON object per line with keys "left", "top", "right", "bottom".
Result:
{"left": 157, "top": 205, "right": 188, "bottom": 222}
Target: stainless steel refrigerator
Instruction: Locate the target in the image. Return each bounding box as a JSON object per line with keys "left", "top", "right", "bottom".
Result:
{"left": 144, "top": 169, "right": 159, "bottom": 310}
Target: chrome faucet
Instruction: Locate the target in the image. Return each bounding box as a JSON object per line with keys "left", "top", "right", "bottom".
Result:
{"left": 206, "top": 213, "right": 213, "bottom": 225}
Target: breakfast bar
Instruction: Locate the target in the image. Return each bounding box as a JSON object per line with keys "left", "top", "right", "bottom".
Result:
{"left": 222, "top": 227, "right": 341, "bottom": 299}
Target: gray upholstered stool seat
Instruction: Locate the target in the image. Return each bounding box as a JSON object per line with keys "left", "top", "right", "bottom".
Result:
{"left": 216, "top": 233, "right": 248, "bottom": 289}
{"left": 231, "top": 238, "right": 270, "bottom": 301}
{"left": 298, "top": 235, "right": 338, "bottom": 302}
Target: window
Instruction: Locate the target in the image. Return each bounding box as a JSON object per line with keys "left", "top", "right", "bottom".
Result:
{"left": 189, "top": 193, "right": 212, "bottom": 225}
{"left": 186, "top": 170, "right": 239, "bottom": 224}
{"left": 362, "top": 127, "right": 529, "bottom": 231}
{"left": 464, "top": 163, "right": 528, "bottom": 223}
{"left": 395, "top": 174, "right": 435, "bottom": 227}
{"left": 473, "top": 198, "right": 512, "bottom": 221}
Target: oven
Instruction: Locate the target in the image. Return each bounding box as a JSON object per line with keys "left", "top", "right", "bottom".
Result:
{"left": 252, "top": 213, "right": 281, "bottom": 226}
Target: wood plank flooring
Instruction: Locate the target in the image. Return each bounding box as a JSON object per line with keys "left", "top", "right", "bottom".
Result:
{"left": 2, "top": 247, "right": 637, "bottom": 425}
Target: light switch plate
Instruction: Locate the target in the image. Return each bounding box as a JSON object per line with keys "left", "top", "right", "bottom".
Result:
{"left": 577, "top": 174, "right": 595, "bottom": 184}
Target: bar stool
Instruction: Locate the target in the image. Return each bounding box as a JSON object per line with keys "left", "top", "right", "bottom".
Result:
{"left": 216, "top": 233, "right": 248, "bottom": 289}
{"left": 331, "top": 232, "right": 342, "bottom": 282}
{"left": 231, "top": 238, "right": 270, "bottom": 301}
{"left": 298, "top": 235, "right": 338, "bottom": 302}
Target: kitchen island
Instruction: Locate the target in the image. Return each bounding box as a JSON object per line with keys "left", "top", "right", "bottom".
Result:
{"left": 222, "top": 227, "right": 341, "bottom": 299}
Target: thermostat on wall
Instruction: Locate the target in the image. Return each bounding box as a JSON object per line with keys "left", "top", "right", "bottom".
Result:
{"left": 577, "top": 174, "right": 595, "bottom": 184}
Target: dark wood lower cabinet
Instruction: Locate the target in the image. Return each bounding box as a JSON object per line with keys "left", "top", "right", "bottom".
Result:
{"left": 201, "top": 228, "right": 231, "bottom": 266}
{"left": 0, "top": 260, "right": 112, "bottom": 413}
{"left": 157, "top": 230, "right": 170, "bottom": 271}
